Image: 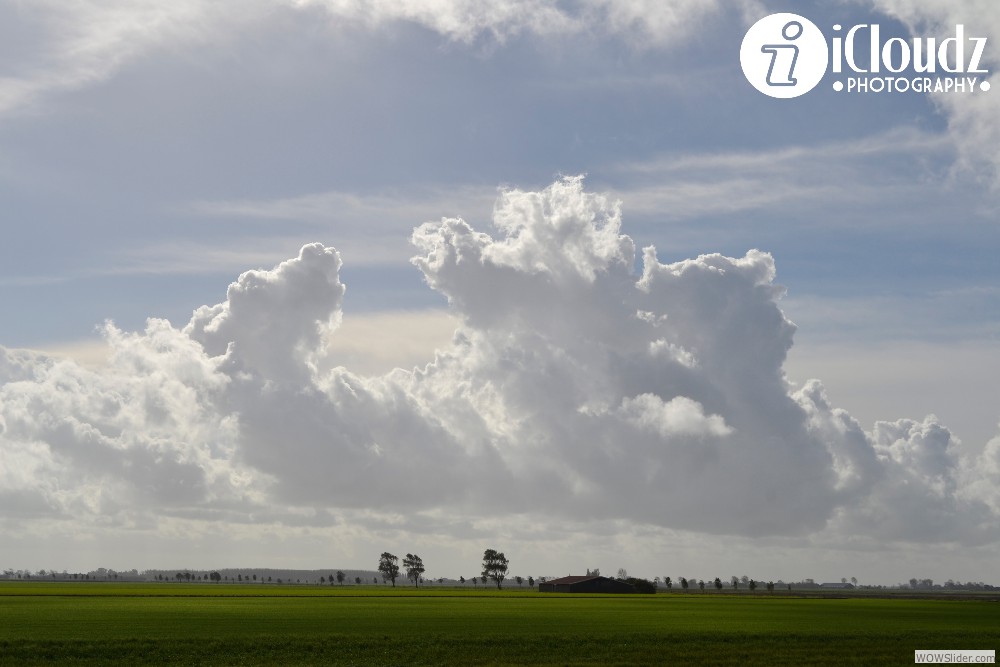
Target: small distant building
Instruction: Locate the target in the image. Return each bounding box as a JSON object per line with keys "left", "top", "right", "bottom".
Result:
{"left": 819, "top": 582, "right": 854, "bottom": 589}
{"left": 538, "top": 575, "right": 638, "bottom": 594}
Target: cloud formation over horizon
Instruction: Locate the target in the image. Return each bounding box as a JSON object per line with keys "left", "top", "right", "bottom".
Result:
{"left": 1, "top": 177, "right": 997, "bottom": 548}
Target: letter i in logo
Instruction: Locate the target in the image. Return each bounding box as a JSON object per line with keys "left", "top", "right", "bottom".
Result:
{"left": 762, "top": 21, "right": 803, "bottom": 86}
{"left": 741, "top": 13, "right": 828, "bottom": 98}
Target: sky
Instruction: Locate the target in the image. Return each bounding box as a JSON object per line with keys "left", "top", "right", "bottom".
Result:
{"left": 1, "top": 0, "right": 999, "bottom": 586}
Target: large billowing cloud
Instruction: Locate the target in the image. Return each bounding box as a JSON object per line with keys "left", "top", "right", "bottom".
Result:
{"left": 1, "top": 177, "right": 997, "bottom": 547}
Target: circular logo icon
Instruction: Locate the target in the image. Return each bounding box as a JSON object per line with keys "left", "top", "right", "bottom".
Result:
{"left": 740, "top": 13, "right": 828, "bottom": 98}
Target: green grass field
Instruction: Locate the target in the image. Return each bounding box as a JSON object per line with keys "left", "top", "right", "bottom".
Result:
{"left": 1, "top": 582, "right": 997, "bottom": 665}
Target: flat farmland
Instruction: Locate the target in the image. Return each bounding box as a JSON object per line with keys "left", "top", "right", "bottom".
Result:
{"left": 0, "top": 583, "right": 997, "bottom": 665}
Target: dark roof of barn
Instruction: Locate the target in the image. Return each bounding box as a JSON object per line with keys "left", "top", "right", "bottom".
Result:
{"left": 544, "top": 576, "right": 605, "bottom": 585}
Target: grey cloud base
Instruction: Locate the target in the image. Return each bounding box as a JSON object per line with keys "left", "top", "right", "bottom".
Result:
{"left": 1, "top": 178, "right": 998, "bottom": 546}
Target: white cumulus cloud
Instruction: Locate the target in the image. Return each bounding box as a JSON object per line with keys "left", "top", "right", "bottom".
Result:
{"left": 1, "top": 177, "right": 997, "bottom": 550}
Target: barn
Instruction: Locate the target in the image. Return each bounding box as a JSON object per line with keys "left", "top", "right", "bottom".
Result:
{"left": 538, "top": 575, "right": 638, "bottom": 594}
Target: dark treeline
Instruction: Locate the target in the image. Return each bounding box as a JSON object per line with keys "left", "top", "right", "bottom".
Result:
{"left": 2, "top": 567, "right": 997, "bottom": 591}
{"left": 1, "top": 567, "right": 380, "bottom": 585}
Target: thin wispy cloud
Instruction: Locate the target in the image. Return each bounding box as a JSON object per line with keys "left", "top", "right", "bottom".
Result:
{"left": 0, "top": 0, "right": 718, "bottom": 119}
{"left": 867, "top": 0, "right": 1000, "bottom": 185}
{"left": 0, "top": 0, "right": 232, "bottom": 116}
{"left": 602, "top": 127, "right": 956, "bottom": 223}
{"left": 191, "top": 184, "right": 497, "bottom": 228}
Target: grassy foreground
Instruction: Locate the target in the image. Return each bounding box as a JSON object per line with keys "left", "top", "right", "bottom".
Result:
{"left": 1, "top": 583, "right": 997, "bottom": 665}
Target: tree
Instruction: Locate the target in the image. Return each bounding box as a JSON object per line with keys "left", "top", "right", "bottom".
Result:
{"left": 336, "top": 570, "right": 345, "bottom": 585}
{"left": 851, "top": 577, "right": 858, "bottom": 587}
{"left": 355, "top": 577, "right": 361, "bottom": 585}
{"left": 616, "top": 568, "right": 628, "bottom": 581}
{"left": 749, "top": 579, "right": 757, "bottom": 594}
{"left": 731, "top": 576, "right": 739, "bottom": 590}
{"left": 626, "top": 577, "right": 657, "bottom": 594}
{"left": 714, "top": 577, "right": 723, "bottom": 592}
{"left": 664, "top": 576, "right": 672, "bottom": 589}
{"left": 698, "top": 580, "right": 705, "bottom": 592}
{"left": 403, "top": 554, "right": 425, "bottom": 588}
{"left": 482, "top": 549, "right": 509, "bottom": 589}
{"left": 528, "top": 576, "right": 534, "bottom": 588}
{"left": 680, "top": 577, "right": 689, "bottom": 590}
{"left": 766, "top": 581, "right": 775, "bottom": 594}
{"left": 515, "top": 576, "right": 523, "bottom": 587}
{"left": 378, "top": 553, "right": 400, "bottom": 587}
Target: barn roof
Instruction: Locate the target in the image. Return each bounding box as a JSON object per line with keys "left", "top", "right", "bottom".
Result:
{"left": 544, "top": 575, "right": 604, "bottom": 585}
